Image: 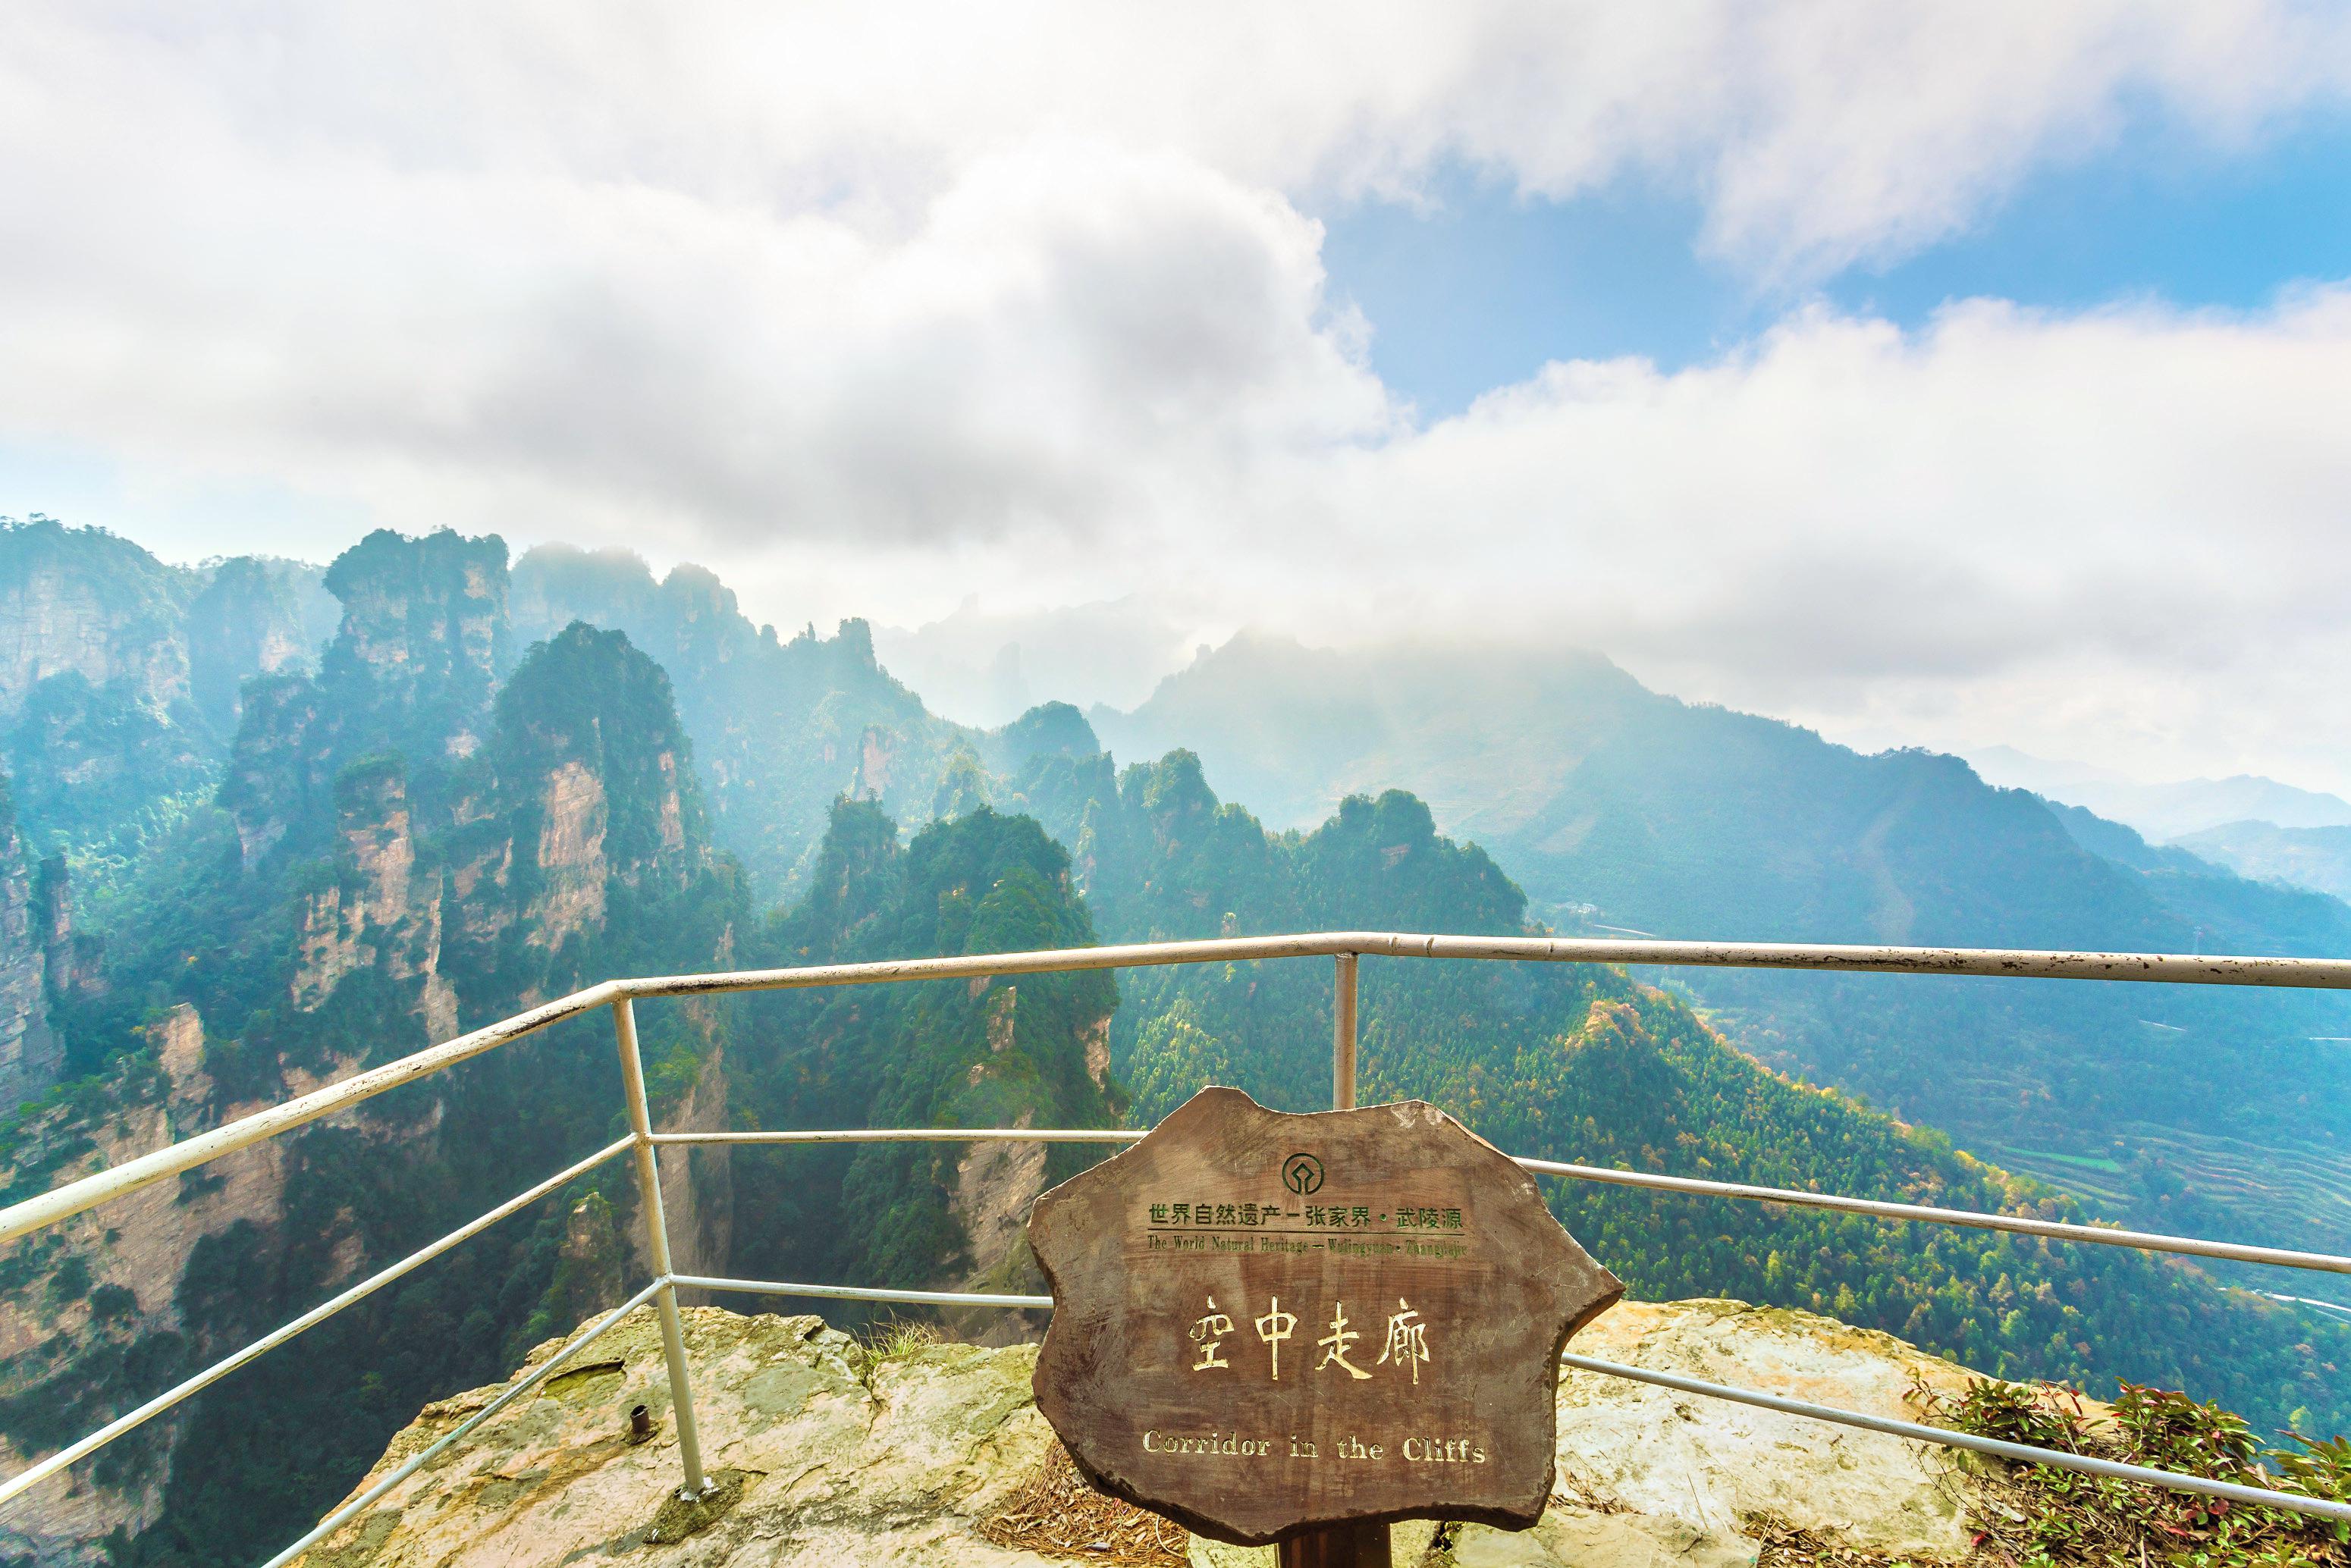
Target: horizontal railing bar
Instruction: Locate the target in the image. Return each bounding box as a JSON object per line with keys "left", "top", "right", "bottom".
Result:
{"left": 0, "top": 982, "right": 622, "bottom": 1247}
{"left": 658, "top": 1124, "right": 2351, "bottom": 1276}
{"left": 663, "top": 1126, "right": 2351, "bottom": 1278}
{"left": 0, "top": 1135, "right": 633, "bottom": 1509}
{"left": 12, "top": 929, "right": 2351, "bottom": 1538}
{"left": 1518, "top": 1157, "right": 2351, "bottom": 1276}
{"left": 260, "top": 1278, "right": 667, "bottom": 1568}
{"left": 671, "top": 1272, "right": 1053, "bottom": 1310}
{"left": 1558, "top": 1350, "right": 2351, "bottom": 1526}
{"left": 614, "top": 932, "right": 2351, "bottom": 1002}
{"left": 651, "top": 1128, "right": 1145, "bottom": 1147}
{"left": 19, "top": 933, "right": 2351, "bottom": 1253}
{"left": 622, "top": 934, "right": 1352, "bottom": 998}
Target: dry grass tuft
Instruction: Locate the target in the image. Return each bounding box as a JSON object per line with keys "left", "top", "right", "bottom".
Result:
{"left": 978, "top": 1443, "right": 1193, "bottom": 1566}
{"left": 1746, "top": 1512, "right": 1915, "bottom": 1566}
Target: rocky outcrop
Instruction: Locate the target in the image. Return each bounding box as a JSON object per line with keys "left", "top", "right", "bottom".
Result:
{"left": 291, "top": 757, "right": 457, "bottom": 1038}
{"left": 186, "top": 557, "right": 328, "bottom": 735}
{"left": 293, "top": 1307, "right": 1053, "bottom": 1568}
{"left": 0, "top": 522, "right": 335, "bottom": 861}
{"left": 35, "top": 856, "right": 103, "bottom": 1008}
{"left": 529, "top": 758, "right": 610, "bottom": 949}
{"left": 0, "top": 787, "right": 57, "bottom": 1109}
{"left": 221, "top": 673, "right": 335, "bottom": 870}
{"left": 496, "top": 625, "right": 708, "bottom": 933}
{"left": 510, "top": 547, "right": 1003, "bottom": 896}
{"left": 0, "top": 1006, "right": 290, "bottom": 1568}
{"left": 1, "top": 534, "right": 742, "bottom": 1568}
{"left": 321, "top": 530, "right": 507, "bottom": 726}
{"left": 294, "top": 1297, "right": 2005, "bottom": 1568}
{"left": 643, "top": 1035, "right": 733, "bottom": 1294}
{"left": 946, "top": 979, "right": 1119, "bottom": 1307}
{"left": 0, "top": 521, "right": 191, "bottom": 720}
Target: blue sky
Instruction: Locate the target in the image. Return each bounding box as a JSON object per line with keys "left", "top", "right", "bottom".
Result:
{"left": 1320, "top": 108, "right": 2351, "bottom": 419}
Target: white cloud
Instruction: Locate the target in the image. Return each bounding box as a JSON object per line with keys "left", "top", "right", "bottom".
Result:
{"left": 1198, "top": 289, "right": 2351, "bottom": 789}
{"left": 2, "top": 2, "right": 2350, "bottom": 785}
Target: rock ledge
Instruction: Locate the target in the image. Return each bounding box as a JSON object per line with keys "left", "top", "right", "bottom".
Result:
{"left": 296, "top": 1298, "right": 1996, "bottom": 1568}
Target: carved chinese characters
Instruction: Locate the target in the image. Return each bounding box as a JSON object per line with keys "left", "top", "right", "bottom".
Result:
{"left": 1028, "top": 1087, "right": 1623, "bottom": 1546}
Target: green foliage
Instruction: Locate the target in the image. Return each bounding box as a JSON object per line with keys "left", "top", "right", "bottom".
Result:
{"left": 47, "top": 1253, "right": 92, "bottom": 1305}
{"left": 0, "top": 1330, "right": 186, "bottom": 1484}
{"left": 1935, "top": 1376, "right": 2351, "bottom": 1564}
{"left": 730, "top": 802, "right": 1125, "bottom": 1300}
{"left": 4, "top": 674, "right": 218, "bottom": 857}
{"left": 1096, "top": 636, "right": 2351, "bottom": 1256}
{"left": 8, "top": 536, "right": 750, "bottom": 1568}
{"left": 89, "top": 1284, "right": 139, "bottom": 1325}
{"left": 1015, "top": 748, "right": 2351, "bottom": 1436}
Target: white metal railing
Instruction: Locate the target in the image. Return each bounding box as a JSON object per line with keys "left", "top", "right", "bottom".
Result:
{"left": 5, "top": 933, "right": 2351, "bottom": 1563}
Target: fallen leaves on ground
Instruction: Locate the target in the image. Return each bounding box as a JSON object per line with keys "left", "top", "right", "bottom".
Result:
{"left": 978, "top": 1443, "right": 1193, "bottom": 1566}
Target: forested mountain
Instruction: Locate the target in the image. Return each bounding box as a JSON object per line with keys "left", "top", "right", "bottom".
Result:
{"left": 507, "top": 544, "right": 1091, "bottom": 896}
{"left": 1095, "top": 634, "right": 2351, "bottom": 1254}
{"left": 1, "top": 532, "right": 749, "bottom": 1568}
{"left": 727, "top": 803, "right": 1126, "bottom": 1324}
{"left": 0, "top": 519, "right": 334, "bottom": 877}
{"left": 1006, "top": 749, "right": 2349, "bottom": 1425}
{"left": 717, "top": 754, "right": 2351, "bottom": 1445}
{"left": 5, "top": 526, "right": 2350, "bottom": 1568}
{"left": 2177, "top": 819, "right": 2351, "bottom": 905}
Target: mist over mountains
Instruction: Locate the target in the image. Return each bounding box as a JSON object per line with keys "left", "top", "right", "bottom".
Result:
{"left": 1970, "top": 745, "right": 2351, "bottom": 842}
{"left": 7, "top": 519, "right": 2351, "bottom": 1568}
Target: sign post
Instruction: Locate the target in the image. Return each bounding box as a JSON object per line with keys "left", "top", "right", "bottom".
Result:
{"left": 1027, "top": 1085, "right": 1622, "bottom": 1562}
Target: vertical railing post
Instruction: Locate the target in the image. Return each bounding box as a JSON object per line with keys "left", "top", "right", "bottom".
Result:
{"left": 1332, "top": 952, "right": 1359, "bottom": 1110}
{"left": 613, "top": 997, "right": 708, "bottom": 1498}
{"left": 1289, "top": 953, "right": 1383, "bottom": 1567}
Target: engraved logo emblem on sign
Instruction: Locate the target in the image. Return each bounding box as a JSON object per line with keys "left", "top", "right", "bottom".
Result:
{"left": 1027, "top": 1087, "right": 1623, "bottom": 1548}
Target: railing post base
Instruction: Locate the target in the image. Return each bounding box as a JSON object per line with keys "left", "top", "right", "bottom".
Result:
{"left": 650, "top": 1277, "right": 708, "bottom": 1497}
{"left": 614, "top": 997, "right": 708, "bottom": 1498}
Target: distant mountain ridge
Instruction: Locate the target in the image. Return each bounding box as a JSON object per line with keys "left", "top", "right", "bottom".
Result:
{"left": 1970, "top": 744, "right": 2351, "bottom": 840}
{"left": 1096, "top": 632, "right": 2351, "bottom": 1254}
{"left": 0, "top": 519, "right": 335, "bottom": 868}
{"left": 2176, "top": 819, "right": 2351, "bottom": 905}
{"left": 507, "top": 544, "right": 1094, "bottom": 895}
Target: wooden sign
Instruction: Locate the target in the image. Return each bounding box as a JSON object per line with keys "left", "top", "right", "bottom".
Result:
{"left": 1028, "top": 1087, "right": 1622, "bottom": 1547}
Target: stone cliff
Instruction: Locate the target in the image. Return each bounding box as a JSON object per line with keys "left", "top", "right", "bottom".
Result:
{"left": 507, "top": 544, "right": 1096, "bottom": 896}
{"left": 0, "top": 519, "right": 337, "bottom": 861}
{"left": 0, "top": 522, "right": 190, "bottom": 721}
{"left": 290, "top": 756, "right": 458, "bottom": 1040}
{"left": 321, "top": 530, "right": 507, "bottom": 732}
{"left": 0, "top": 1006, "right": 287, "bottom": 1568}
{"left": 0, "top": 532, "right": 742, "bottom": 1568}
{"left": 0, "top": 783, "right": 58, "bottom": 1109}
{"left": 289, "top": 1297, "right": 2013, "bottom": 1568}
{"left": 186, "top": 557, "right": 330, "bottom": 736}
